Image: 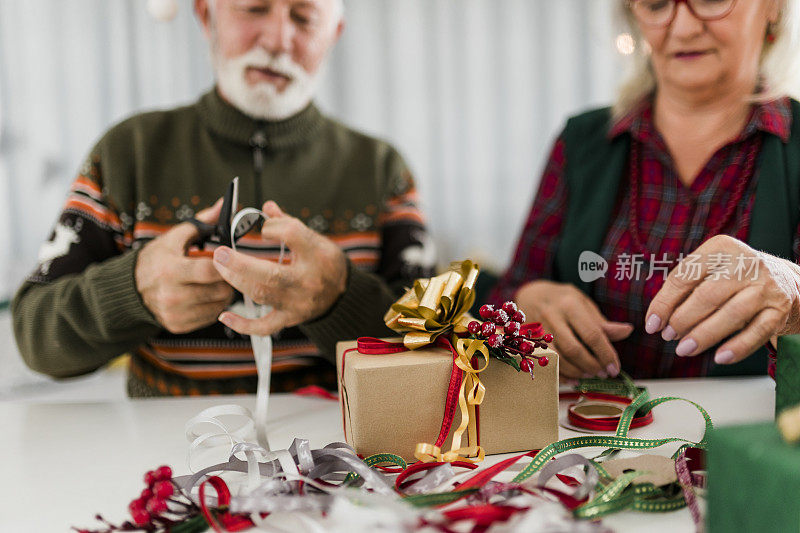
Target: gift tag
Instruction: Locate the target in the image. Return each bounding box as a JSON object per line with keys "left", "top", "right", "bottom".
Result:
{"left": 601, "top": 454, "right": 677, "bottom": 487}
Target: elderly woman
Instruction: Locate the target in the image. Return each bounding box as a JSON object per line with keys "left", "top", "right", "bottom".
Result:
{"left": 492, "top": 0, "right": 800, "bottom": 379}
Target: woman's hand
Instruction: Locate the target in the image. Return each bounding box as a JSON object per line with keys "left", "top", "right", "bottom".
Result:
{"left": 645, "top": 235, "right": 800, "bottom": 364}
{"left": 516, "top": 280, "right": 633, "bottom": 378}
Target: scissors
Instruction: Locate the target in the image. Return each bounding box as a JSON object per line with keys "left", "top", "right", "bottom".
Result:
{"left": 187, "top": 177, "right": 263, "bottom": 257}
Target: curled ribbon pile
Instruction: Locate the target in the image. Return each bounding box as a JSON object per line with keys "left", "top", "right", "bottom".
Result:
{"left": 175, "top": 406, "right": 612, "bottom": 533}
{"left": 383, "top": 260, "right": 491, "bottom": 464}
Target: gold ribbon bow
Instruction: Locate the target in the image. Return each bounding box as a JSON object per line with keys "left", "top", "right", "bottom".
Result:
{"left": 384, "top": 260, "right": 489, "bottom": 463}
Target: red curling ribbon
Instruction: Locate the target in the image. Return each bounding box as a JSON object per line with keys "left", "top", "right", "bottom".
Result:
{"left": 441, "top": 504, "right": 526, "bottom": 527}
{"left": 198, "top": 476, "right": 254, "bottom": 533}
{"left": 555, "top": 473, "right": 582, "bottom": 487}
{"left": 293, "top": 385, "right": 338, "bottom": 401}
{"left": 538, "top": 486, "right": 589, "bottom": 510}
{"left": 423, "top": 449, "right": 589, "bottom": 510}
{"left": 395, "top": 461, "right": 478, "bottom": 492}
{"left": 455, "top": 451, "right": 538, "bottom": 493}
{"left": 560, "top": 391, "right": 654, "bottom": 431}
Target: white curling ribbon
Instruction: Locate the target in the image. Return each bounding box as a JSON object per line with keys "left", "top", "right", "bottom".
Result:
{"left": 184, "top": 208, "right": 285, "bottom": 473}
{"left": 230, "top": 207, "right": 286, "bottom": 453}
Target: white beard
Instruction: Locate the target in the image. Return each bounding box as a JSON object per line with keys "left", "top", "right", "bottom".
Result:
{"left": 214, "top": 46, "right": 320, "bottom": 121}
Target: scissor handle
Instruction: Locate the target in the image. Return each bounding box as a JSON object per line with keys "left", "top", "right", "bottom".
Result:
{"left": 186, "top": 247, "right": 214, "bottom": 258}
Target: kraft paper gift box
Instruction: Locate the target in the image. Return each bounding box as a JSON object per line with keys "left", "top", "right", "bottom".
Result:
{"left": 336, "top": 338, "right": 560, "bottom": 462}
{"left": 707, "top": 422, "right": 800, "bottom": 533}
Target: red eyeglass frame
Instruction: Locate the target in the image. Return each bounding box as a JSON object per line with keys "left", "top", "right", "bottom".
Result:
{"left": 628, "top": 0, "right": 737, "bottom": 26}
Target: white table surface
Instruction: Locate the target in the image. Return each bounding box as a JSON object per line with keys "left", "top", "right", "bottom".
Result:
{"left": 2, "top": 376, "right": 775, "bottom": 532}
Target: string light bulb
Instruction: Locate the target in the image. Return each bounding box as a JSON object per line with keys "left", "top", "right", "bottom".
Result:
{"left": 147, "top": 0, "right": 179, "bottom": 22}
{"left": 616, "top": 32, "right": 636, "bottom": 55}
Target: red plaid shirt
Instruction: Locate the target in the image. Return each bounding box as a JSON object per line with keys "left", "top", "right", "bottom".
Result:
{"left": 492, "top": 98, "right": 795, "bottom": 378}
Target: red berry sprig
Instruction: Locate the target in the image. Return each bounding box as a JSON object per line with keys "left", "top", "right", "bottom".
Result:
{"left": 470, "top": 301, "right": 554, "bottom": 379}
{"left": 74, "top": 464, "right": 200, "bottom": 532}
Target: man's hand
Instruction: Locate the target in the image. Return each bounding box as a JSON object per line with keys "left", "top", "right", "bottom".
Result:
{"left": 516, "top": 280, "right": 633, "bottom": 379}
{"left": 645, "top": 235, "right": 800, "bottom": 364}
{"left": 135, "top": 198, "right": 233, "bottom": 334}
{"left": 213, "top": 201, "right": 348, "bottom": 336}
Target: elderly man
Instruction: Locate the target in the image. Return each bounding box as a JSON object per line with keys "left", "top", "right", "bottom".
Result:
{"left": 12, "top": 0, "right": 434, "bottom": 396}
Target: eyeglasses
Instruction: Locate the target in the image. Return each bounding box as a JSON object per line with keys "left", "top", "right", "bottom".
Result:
{"left": 628, "top": 0, "right": 737, "bottom": 27}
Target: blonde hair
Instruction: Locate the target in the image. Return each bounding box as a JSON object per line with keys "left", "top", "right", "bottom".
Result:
{"left": 613, "top": 0, "right": 800, "bottom": 119}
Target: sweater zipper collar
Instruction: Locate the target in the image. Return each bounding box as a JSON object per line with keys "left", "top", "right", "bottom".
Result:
{"left": 199, "top": 88, "right": 325, "bottom": 149}
{"left": 250, "top": 127, "right": 267, "bottom": 205}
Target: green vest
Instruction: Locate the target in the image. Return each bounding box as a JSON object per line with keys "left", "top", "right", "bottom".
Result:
{"left": 553, "top": 100, "right": 800, "bottom": 376}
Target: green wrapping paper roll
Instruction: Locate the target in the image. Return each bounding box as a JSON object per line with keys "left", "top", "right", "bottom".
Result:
{"left": 777, "top": 335, "right": 800, "bottom": 415}
{"left": 707, "top": 423, "right": 800, "bottom": 532}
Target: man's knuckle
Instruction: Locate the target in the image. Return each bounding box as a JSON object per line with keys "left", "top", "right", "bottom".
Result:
{"left": 252, "top": 284, "right": 270, "bottom": 305}
{"left": 217, "top": 285, "right": 233, "bottom": 300}
{"left": 198, "top": 262, "right": 217, "bottom": 282}
{"left": 286, "top": 219, "right": 304, "bottom": 239}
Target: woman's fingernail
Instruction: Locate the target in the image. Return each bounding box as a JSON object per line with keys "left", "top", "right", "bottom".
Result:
{"left": 214, "top": 247, "right": 230, "bottom": 265}
{"left": 597, "top": 371, "right": 608, "bottom": 379}
{"left": 715, "top": 350, "right": 735, "bottom": 364}
{"left": 645, "top": 314, "right": 662, "bottom": 334}
{"left": 218, "top": 312, "right": 230, "bottom": 325}
{"left": 662, "top": 325, "right": 677, "bottom": 341}
{"left": 606, "top": 363, "right": 619, "bottom": 378}
{"left": 675, "top": 337, "right": 698, "bottom": 357}
{"left": 582, "top": 373, "right": 593, "bottom": 379}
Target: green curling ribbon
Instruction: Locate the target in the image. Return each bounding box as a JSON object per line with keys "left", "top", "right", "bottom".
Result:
{"left": 403, "top": 488, "right": 480, "bottom": 508}
{"left": 578, "top": 372, "right": 641, "bottom": 397}
{"left": 343, "top": 452, "right": 407, "bottom": 485}
{"left": 513, "top": 395, "right": 712, "bottom": 482}
{"left": 510, "top": 376, "right": 713, "bottom": 519}
{"left": 563, "top": 451, "right": 688, "bottom": 518}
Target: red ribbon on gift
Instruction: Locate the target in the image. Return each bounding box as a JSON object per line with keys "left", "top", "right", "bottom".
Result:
{"left": 340, "top": 336, "right": 484, "bottom": 463}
